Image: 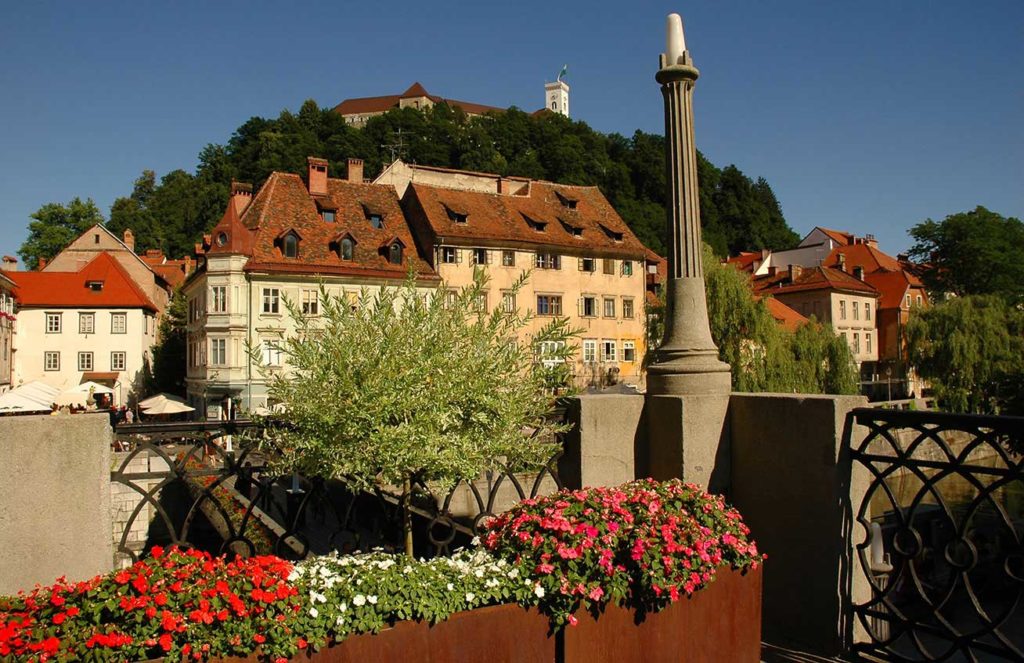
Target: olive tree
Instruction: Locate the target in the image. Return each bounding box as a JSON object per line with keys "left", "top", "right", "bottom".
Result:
{"left": 255, "top": 270, "right": 576, "bottom": 556}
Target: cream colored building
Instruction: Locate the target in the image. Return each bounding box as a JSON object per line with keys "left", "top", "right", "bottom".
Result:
{"left": 0, "top": 270, "right": 15, "bottom": 394}
{"left": 385, "top": 161, "right": 649, "bottom": 387}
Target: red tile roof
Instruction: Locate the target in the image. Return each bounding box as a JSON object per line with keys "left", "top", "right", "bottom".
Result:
{"left": 215, "top": 172, "right": 436, "bottom": 280}
{"left": 333, "top": 82, "right": 503, "bottom": 117}
{"left": 814, "top": 227, "right": 855, "bottom": 246}
{"left": 403, "top": 180, "right": 647, "bottom": 259}
{"left": 9, "top": 252, "right": 158, "bottom": 311}
{"left": 865, "top": 269, "right": 915, "bottom": 309}
{"left": 753, "top": 265, "right": 878, "bottom": 297}
{"left": 822, "top": 244, "right": 923, "bottom": 310}
{"left": 824, "top": 243, "right": 900, "bottom": 272}
{"left": 725, "top": 251, "right": 763, "bottom": 272}
{"left": 763, "top": 297, "right": 809, "bottom": 332}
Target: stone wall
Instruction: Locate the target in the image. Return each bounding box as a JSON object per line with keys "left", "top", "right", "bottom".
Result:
{"left": 0, "top": 413, "right": 113, "bottom": 595}
{"left": 110, "top": 448, "right": 170, "bottom": 569}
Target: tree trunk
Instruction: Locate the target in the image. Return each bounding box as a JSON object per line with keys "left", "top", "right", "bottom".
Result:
{"left": 402, "top": 475, "right": 414, "bottom": 558}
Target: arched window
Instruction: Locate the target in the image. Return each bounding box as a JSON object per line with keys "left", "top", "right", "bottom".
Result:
{"left": 341, "top": 237, "right": 354, "bottom": 261}
{"left": 283, "top": 233, "right": 299, "bottom": 258}
{"left": 389, "top": 242, "right": 403, "bottom": 265}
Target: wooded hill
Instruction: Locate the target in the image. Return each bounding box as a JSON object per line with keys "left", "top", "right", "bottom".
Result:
{"left": 101, "top": 100, "right": 799, "bottom": 262}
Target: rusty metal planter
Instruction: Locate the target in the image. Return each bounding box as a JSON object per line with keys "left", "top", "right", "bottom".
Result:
{"left": 223, "top": 566, "right": 761, "bottom": 663}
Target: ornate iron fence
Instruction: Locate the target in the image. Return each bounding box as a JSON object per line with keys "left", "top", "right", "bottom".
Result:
{"left": 110, "top": 419, "right": 564, "bottom": 566}
{"left": 849, "top": 408, "right": 1024, "bottom": 661}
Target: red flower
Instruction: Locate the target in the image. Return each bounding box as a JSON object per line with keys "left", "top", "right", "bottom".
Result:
{"left": 253, "top": 634, "right": 266, "bottom": 644}
{"left": 158, "top": 633, "right": 172, "bottom": 652}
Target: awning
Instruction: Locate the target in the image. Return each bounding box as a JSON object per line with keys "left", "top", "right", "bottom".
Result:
{"left": 82, "top": 372, "right": 119, "bottom": 384}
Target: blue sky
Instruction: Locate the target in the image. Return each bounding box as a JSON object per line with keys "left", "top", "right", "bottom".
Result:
{"left": 1, "top": 0, "right": 1021, "bottom": 263}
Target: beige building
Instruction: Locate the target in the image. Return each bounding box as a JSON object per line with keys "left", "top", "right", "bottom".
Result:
{"left": 333, "top": 82, "right": 505, "bottom": 128}
{"left": 6, "top": 253, "right": 159, "bottom": 403}
{"left": 0, "top": 269, "right": 15, "bottom": 394}
{"left": 385, "top": 160, "right": 649, "bottom": 387}
{"left": 183, "top": 160, "right": 439, "bottom": 419}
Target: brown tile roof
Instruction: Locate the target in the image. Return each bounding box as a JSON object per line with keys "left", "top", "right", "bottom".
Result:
{"left": 333, "top": 82, "right": 503, "bottom": 117}
{"left": 726, "top": 251, "right": 763, "bottom": 272}
{"left": 403, "top": 180, "right": 647, "bottom": 259}
{"left": 753, "top": 265, "right": 879, "bottom": 297}
{"left": 232, "top": 172, "right": 436, "bottom": 280}
{"left": 865, "top": 269, "right": 917, "bottom": 309}
{"left": 814, "top": 227, "right": 855, "bottom": 246}
{"left": 207, "top": 196, "right": 255, "bottom": 257}
{"left": 8, "top": 252, "right": 158, "bottom": 311}
{"left": 763, "top": 297, "right": 809, "bottom": 332}
{"left": 823, "top": 244, "right": 924, "bottom": 309}
{"left": 824, "top": 243, "right": 901, "bottom": 272}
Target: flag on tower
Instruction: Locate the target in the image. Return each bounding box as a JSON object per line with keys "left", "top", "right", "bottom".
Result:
{"left": 557, "top": 65, "right": 568, "bottom": 81}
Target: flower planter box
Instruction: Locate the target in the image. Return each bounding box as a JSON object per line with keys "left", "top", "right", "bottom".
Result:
{"left": 223, "top": 566, "right": 761, "bottom": 663}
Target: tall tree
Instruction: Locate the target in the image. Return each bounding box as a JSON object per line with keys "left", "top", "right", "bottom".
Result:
{"left": 906, "top": 295, "right": 1024, "bottom": 415}
{"left": 18, "top": 198, "right": 105, "bottom": 270}
{"left": 908, "top": 206, "right": 1024, "bottom": 304}
{"left": 148, "top": 289, "right": 188, "bottom": 396}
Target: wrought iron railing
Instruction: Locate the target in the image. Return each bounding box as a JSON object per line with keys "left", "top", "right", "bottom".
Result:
{"left": 110, "top": 419, "right": 564, "bottom": 566}
{"left": 849, "top": 408, "right": 1024, "bottom": 662}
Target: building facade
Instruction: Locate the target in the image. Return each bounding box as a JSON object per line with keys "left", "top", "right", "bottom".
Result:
{"left": 334, "top": 82, "right": 505, "bottom": 128}
{"left": 0, "top": 270, "right": 15, "bottom": 394}
{"left": 7, "top": 253, "right": 159, "bottom": 403}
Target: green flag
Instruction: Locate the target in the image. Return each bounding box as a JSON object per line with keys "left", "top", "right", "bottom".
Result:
{"left": 557, "top": 64, "right": 568, "bottom": 81}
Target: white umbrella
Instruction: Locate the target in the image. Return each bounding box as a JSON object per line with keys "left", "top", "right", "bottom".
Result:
{"left": 65, "top": 381, "right": 114, "bottom": 395}
{"left": 0, "top": 381, "right": 60, "bottom": 412}
{"left": 138, "top": 393, "right": 187, "bottom": 409}
{"left": 141, "top": 399, "right": 195, "bottom": 415}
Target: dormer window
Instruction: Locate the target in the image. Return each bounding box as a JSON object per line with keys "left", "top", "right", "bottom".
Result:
{"left": 522, "top": 213, "right": 547, "bottom": 233}
{"left": 599, "top": 224, "right": 624, "bottom": 242}
{"left": 275, "top": 229, "right": 302, "bottom": 259}
{"left": 216, "top": 232, "right": 228, "bottom": 247}
{"left": 444, "top": 205, "right": 469, "bottom": 224}
{"left": 362, "top": 205, "right": 385, "bottom": 229}
{"left": 559, "top": 219, "right": 583, "bottom": 238}
{"left": 323, "top": 210, "right": 335, "bottom": 222}
{"left": 330, "top": 233, "right": 357, "bottom": 261}
{"left": 389, "top": 242, "right": 403, "bottom": 265}
{"left": 556, "top": 192, "right": 578, "bottom": 211}
{"left": 86, "top": 280, "right": 104, "bottom": 292}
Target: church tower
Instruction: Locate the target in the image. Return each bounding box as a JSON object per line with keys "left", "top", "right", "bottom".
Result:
{"left": 545, "top": 70, "right": 569, "bottom": 117}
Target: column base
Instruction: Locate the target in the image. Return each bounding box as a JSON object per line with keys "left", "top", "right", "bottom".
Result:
{"left": 646, "top": 352, "right": 732, "bottom": 396}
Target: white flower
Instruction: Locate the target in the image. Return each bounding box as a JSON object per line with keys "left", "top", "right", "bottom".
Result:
{"left": 474, "top": 569, "right": 485, "bottom": 578}
{"left": 368, "top": 595, "right": 378, "bottom": 605}
{"left": 339, "top": 602, "right": 348, "bottom": 613}
{"left": 471, "top": 536, "right": 481, "bottom": 546}
{"left": 446, "top": 582, "right": 454, "bottom": 591}
{"left": 508, "top": 569, "right": 519, "bottom": 579}
{"left": 309, "top": 607, "right": 319, "bottom": 618}
{"left": 465, "top": 592, "right": 476, "bottom": 603}
{"left": 534, "top": 585, "right": 545, "bottom": 598}
{"left": 353, "top": 594, "right": 367, "bottom": 607}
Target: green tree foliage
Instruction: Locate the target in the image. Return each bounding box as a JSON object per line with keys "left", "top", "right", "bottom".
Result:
{"left": 703, "top": 247, "right": 857, "bottom": 394}
{"left": 906, "top": 295, "right": 1024, "bottom": 415}
{"left": 18, "top": 198, "right": 105, "bottom": 270}
{"left": 908, "top": 206, "right": 1024, "bottom": 304}
{"left": 257, "top": 270, "right": 577, "bottom": 555}
{"left": 51, "top": 101, "right": 797, "bottom": 263}
{"left": 147, "top": 289, "right": 188, "bottom": 396}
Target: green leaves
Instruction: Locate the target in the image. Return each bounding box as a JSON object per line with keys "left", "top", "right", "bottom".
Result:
{"left": 18, "top": 197, "right": 105, "bottom": 270}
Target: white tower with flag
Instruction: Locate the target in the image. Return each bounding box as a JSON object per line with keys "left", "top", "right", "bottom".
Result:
{"left": 545, "top": 65, "right": 570, "bottom": 117}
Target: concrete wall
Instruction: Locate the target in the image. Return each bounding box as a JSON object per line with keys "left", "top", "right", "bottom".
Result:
{"left": 559, "top": 394, "right": 645, "bottom": 489}
{"left": 110, "top": 448, "right": 170, "bottom": 569}
{"left": 0, "top": 413, "right": 113, "bottom": 595}
{"left": 728, "top": 393, "right": 869, "bottom": 658}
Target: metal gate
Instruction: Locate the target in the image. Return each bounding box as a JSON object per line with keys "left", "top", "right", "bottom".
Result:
{"left": 849, "top": 408, "right": 1024, "bottom": 661}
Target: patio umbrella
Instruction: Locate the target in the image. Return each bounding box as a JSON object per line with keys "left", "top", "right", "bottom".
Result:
{"left": 57, "top": 381, "right": 116, "bottom": 407}
{"left": 138, "top": 393, "right": 187, "bottom": 409}
{"left": 141, "top": 399, "right": 195, "bottom": 415}
{"left": 0, "top": 381, "right": 60, "bottom": 412}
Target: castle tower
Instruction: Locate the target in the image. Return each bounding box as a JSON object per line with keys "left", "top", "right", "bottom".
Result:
{"left": 647, "top": 13, "right": 730, "bottom": 395}
{"left": 545, "top": 70, "right": 569, "bottom": 117}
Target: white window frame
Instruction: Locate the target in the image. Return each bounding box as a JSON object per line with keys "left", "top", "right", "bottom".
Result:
{"left": 441, "top": 247, "right": 460, "bottom": 264}
{"left": 622, "top": 298, "right": 634, "bottom": 319}
{"left": 580, "top": 296, "right": 598, "bottom": 318}
{"left": 301, "top": 289, "right": 319, "bottom": 316}
{"left": 501, "top": 250, "right": 515, "bottom": 267}
{"left": 111, "top": 312, "right": 127, "bottom": 334}
{"left": 78, "top": 351, "right": 94, "bottom": 372}
{"left": 579, "top": 257, "right": 596, "bottom": 273}
{"left": 211, "top": 286, "right": 227, "bottom": 313}
{"left": 621, "top": 260, "right": 633, "bottom": 276}
{"left": 603, "top": 297, "right": 616, "bottom": 318}
{"left": 622, "top": 340, "right": 636, "bottom": 362}
{"left": 262, "top": 288, "right": 280, "bottom": 314}
{"left": 501, "top": 291, "right": 516, "bottom": 313}
{"left": 538, "top": 340, "right": 566, "bottom": 368}
{"left": 865, "top": 303, "right": 871, "bottom": 321}
{"left": 471, "top": 248, "right": 490, "bottom": 265}
{"left": 79, "top": 312, "right": 95, "bottom": 334}
{"left": 110, "top": 351, "right": 126, "bottom": 371}
{"left": 583, "top": 339, "right": 597, "bottom": 363}
{"left": 44, "top": 351, "right": 60, "bottom": 371}
{"left": 601, "top": 339, "right": 617, "bottom": 363}
{"left": 839, "top": 300, "right": 847, "bottom": 320}
{"left": 46, "top": 313, "right": 61, "bottom": 334}
{"left": 262, "top": 340, "right": 282, "bottom": 367}
{"left": 210, "top": 338, "right": 227, "bottom": 367}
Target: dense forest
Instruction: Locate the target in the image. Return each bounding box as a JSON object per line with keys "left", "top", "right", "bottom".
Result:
{"left": 21, "top": 100, "right": 799, "bottom": 267}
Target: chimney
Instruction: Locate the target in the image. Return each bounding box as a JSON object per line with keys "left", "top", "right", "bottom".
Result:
{"left": 865, "top": 234, "right": 878, "bottom": 249}
{"left": 38, "top": 257, "right": 48, "bottom": 270}
{"left": 837, "top": 253, "right": 847, "bottom": 272}
{"left": 123, "top": 229, "right": 135, "bottom": 252}
{"left": 307, "top": 157, "right": 329, "bottom": 196}
{"left": 788, "top": 264, "right": 802, "bottom": 281}
{"left": 347, "top": 158, "right": 364, "bottom": 183}
{"left": 761, "top": 248, "right": 770, "bottom": 259}
{"left": 768, "top": 266, "right": 778, "bottom": 277}
{"left": 853, "top": 266, "right": 865, "bottom": 280}
{"left": 231, "top": 181, "right": 253, "bottom": 215}
{"left": 1, "top": 255, "right": 17, "bottom": 272}
{"left": 498, "top": 178, "right": 512, "bottom": 195}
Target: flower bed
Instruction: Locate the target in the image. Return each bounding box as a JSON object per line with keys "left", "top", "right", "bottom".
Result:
{"left": 0, "top": 479, "right": 764, "bottom": 662}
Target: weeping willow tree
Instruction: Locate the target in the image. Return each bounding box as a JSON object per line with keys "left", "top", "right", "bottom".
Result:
{"left": 702, "top": 246, "right": 858, "bottom": 394}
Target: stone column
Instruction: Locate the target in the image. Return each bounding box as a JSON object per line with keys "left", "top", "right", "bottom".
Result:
{"left": 645, "top": 14, "right": 732, "bottom": 490}
{"left": 647, "top": 14, "right": 731, "bottom": 396}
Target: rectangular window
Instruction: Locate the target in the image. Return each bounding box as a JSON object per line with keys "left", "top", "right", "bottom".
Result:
{"left": 621, "top": 260, "right": 633, "bottom": 276}
{"left": 111, "top": 312, "right": 127, "bottom": 334}
{"left": 866, "top": 333, "right": 872, "bottom": 354}
{"left": 580, "top": 296, "right": 597, "bottom": 317}
{"left": 622, "top": 298, "right": 634, "bottom": 319}
{"left": 853, "top": 301, "right": 859, "bottom": 320}
{"left": 537, "top": 341, "right": 566, "bottom": 368}
{"left": 622, "top": 340, "right": 636, "bottom": 362}
{"left": 905, "top": 294, "right": 911, "bottom": 308}
{"left": 603, "top": 259, "right": 616, "bottom": 275}
{"left": 501, "top": 291, "right": 516, "bottom": 313}
{"left": 322, "top": 210, "right": 335, "bottom": 222}
{"left": 865, "top": 303, "right": 871, "bottom": 321}
{"left": 211, "top": 338, "right": 227, "bottom": 366}
{"left": 261, "top": 340, "right": 281, "bottom": 366}
{"left": 852, "top": 333, "right": 860, "bottom": 354}
{"left": 601, "top": 340, "right": 617, "bottom": 362}
{"left": 301, "top": 289, "right": 319, "bottom": 316}
{"left": 583, "top": 339, "right": 597, "bottom": 363}
{"left": 603, "top": 297, "right": 616, "bottom": 318}
{"left": 474, "top": 293, "right": 488, "bottom": 313}
{"left": 502, "top": 250, "right": 515, "bottom": 267}
{"left": 537, "top": 295, "right": 563, "bottom": 316}
{"left": 441, "top": 247, "right": 460, "bottom": 264}
{"left": 46, "top": 313, "right": 61, "bottom": 334}
{"left": 78, "top": 351, "right": 93, "bottom": 371}
{"left": 262, "top": 288, "right": 280, "bottom": 314}
{"left": 579, "top": 257, "right": 596, "bottom": 272}
{"left": 79, "top": 312, "right": 95, "bottom": 334}
{"left": 839, "top": 300, "right": 847, "bottom": 320}
{"left": 110, "top": 351, "right": 126, "bottom": 371}
{"left": 211, "top": 286, "right": 227, "bottom": 313}
{"left": 916, "top": 295, "right": 923, "bottom": 307}
{"left": 442, "top": 289, "right": 458, "bottom": 309}
{"left": 535, "top": 253, "right": 561, "bottom": 270}
{"left": 44, "top": 351, "right": 59, "bottom": 371}
{"left": 471, "top": 248, "right": 490, "bottom": 265}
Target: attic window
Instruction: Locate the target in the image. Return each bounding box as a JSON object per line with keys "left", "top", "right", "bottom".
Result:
{"left": 444, "top": 205, "right": 468, "bottom": 224}
{"left": 556, "top": 192, "right": 578, "bottom": 211}
{"left": 323, "top": 210, "right": 335, "bottom": 222}
{"left": 86, "top": 280, "right": 104, "bottom": 292}
{"left": 362, "top": 205, "right": 384, "bottom": 229}
{"left": 389, "top": 242, "right": 403, "bottom": 265}
{"left": 94, "top": 234, "right": 100, "bottom": 244}
{"left": 275, "top": 230, "right": 302, "bottom": 259}
{"left": 216, "top": 232, "right": 228, "bottom": 247}
{"left": 559, "top": 219, "right": 583, "bottom": 238}
{"left": 599, "top": 224, "right": 624, "bottom": 242}
{"left": 340, "top": 237, "right": 355, "bottom": 261}
{"left": 522, "top": 213, "right": 547, "bottom": 233}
